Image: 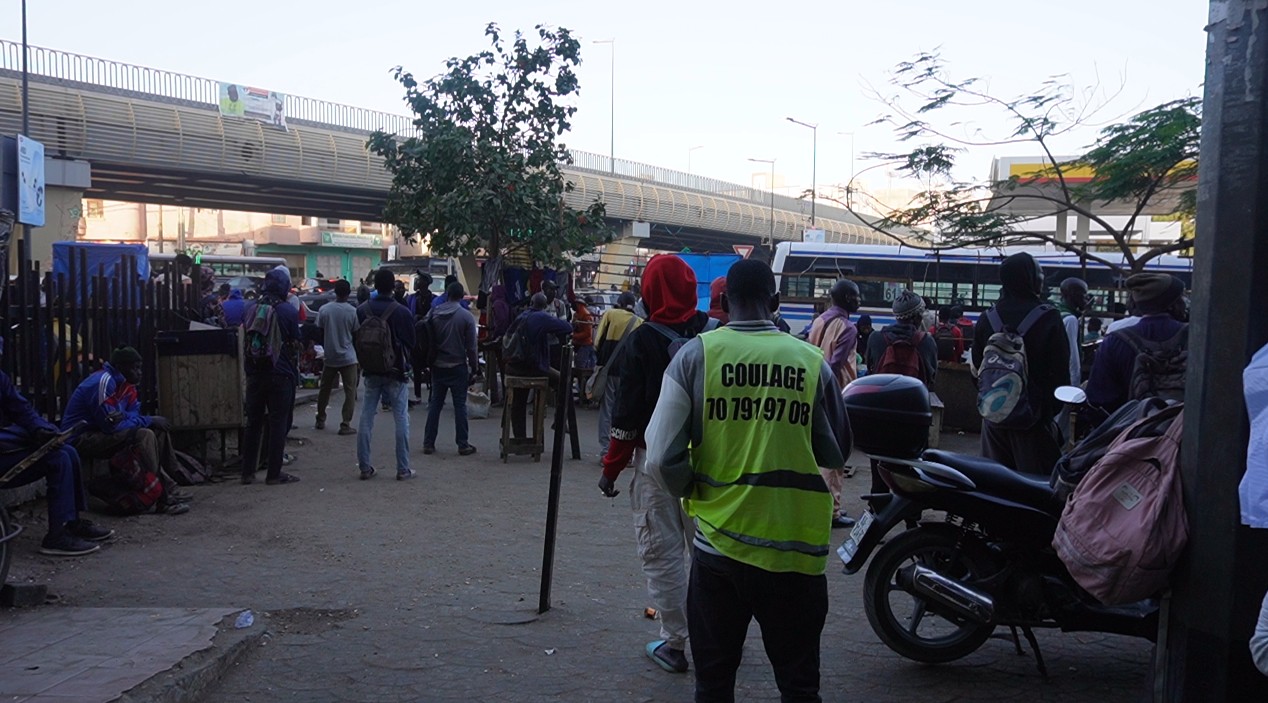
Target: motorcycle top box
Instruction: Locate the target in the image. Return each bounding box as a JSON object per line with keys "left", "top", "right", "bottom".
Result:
{"left": 842, "top": 374, "right": 931, "bottom": 459}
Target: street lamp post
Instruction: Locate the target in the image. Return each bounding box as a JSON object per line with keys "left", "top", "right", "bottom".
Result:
{"left": 748, "top": 158, "right": 776, "bottom": 254}
{"left": 687, "top": 145, "right": 704, "bottom": 175}
{"left": 786, "top": 117, "right": 817, "bottom": 227}
{"left": 19, "top": 0, "right": 31, "bottom": 267}
{"left": 838, "top": 131, "right": 855, "bottom": 183}
{"left": 592, "top": 39, "right": 615, "bottom": 173}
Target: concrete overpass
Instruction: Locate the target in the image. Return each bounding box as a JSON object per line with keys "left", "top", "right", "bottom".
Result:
{"left": 0, "top": 40, "right": 884, "bottom": 261}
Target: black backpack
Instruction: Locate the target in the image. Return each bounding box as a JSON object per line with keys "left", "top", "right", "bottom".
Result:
{"left": 1051, "top": 398, "right": 1176, "bottom": 500}
{"left": 355, "top": 301, "right": 401, "bottom": 374}
{"left": 502, "top": 313, "right": 533, "bottom": 365}
{"left": 1116, "top": 325, "right": 1189, "bottom": 403}
{"left": 933, "top": 322, "right": 960, "bottom": 362}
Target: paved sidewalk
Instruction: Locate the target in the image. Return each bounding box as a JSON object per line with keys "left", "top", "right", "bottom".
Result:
{"left": 0, "top": 607, "right": 258, "bottom": 701}
{"left": 1, "top": 393, "right": 1153, "bottom": 702}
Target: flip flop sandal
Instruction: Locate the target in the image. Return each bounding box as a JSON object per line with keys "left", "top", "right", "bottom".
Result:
{"left": 266, "top": 473, "right": 301, "bottom": 485}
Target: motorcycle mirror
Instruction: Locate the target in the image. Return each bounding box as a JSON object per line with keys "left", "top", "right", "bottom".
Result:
{"left": 1054, "top": 386, "right": 1087, "bottom": 405}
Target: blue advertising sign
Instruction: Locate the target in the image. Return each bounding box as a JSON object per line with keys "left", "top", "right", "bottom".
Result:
{"left": 17, "top": 135, "right": 44, "bottom": 227}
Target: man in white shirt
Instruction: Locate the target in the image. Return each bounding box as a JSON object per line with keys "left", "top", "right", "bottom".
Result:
{"left": 315, "top": 280, "right": 360, "bottom": 435}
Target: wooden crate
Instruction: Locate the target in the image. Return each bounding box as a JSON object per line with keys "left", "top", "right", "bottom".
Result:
{"left": 155, "top": 328, "right": 245, "bottom": 430}
{"left": 928, "top": 391, "right": 945, "bottom": 449}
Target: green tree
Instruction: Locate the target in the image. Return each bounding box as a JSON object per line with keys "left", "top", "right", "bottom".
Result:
{"left": 368, "top": 24, "right": 608, "bottom": 264}
{"left": 841, "top": 52, "right": 1199, "bottom": 274}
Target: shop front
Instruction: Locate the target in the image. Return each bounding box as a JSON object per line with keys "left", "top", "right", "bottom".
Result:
{"left": 257, "top": 231, "right": 384, "bottom": 282}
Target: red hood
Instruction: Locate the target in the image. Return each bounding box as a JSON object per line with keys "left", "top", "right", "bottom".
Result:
{"left": 642, "top": 255, "right": 698, "bottom": 325}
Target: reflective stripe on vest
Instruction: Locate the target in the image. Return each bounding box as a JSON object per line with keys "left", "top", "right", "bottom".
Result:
{"left": 687, "top": 327, "right": 832, "bottom": 575}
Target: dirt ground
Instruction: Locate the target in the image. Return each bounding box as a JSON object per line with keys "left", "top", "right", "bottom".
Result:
{"left": 4, "top": 397, "right": 1152, "bottom": 702}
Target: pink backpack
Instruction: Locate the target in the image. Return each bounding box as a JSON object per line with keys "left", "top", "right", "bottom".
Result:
{"left": 1052, "top": 406, "right": 1188, "bottom": 605}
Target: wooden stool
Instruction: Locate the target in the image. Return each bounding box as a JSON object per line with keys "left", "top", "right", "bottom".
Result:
{"left": 501, "top": 376, "right": 550, "bottom": 462}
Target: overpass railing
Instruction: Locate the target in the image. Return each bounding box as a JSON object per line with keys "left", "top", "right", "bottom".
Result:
{"left": 0, "top": 39, "right": 867, "bottom": 226}
{"left": 0, "top": 39, "right": 414, "bottom": 134}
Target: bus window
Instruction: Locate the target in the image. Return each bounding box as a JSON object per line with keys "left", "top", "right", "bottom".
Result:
{"left": 912, "top": 281, "right": 955, "bottom": 306}
{"left": 782, "top": 275, "right": 823, "bottom": 299}
{"left": 855, "top": 279, "right": 909, "bottom": 309}
{"left": 975, "top": 283, "right": 1002, "bottom": 307}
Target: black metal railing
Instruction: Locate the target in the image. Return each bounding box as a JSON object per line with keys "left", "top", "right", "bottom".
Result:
{"left": 2, "top": 242, "right": 208, "bottom": 423}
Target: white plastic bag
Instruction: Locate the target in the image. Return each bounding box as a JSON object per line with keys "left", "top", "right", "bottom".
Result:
{"left": 1239, "top": 343, "right": 1268, "bottom": 527}
{"left": 467, "top": 390, "right": 491, "bottom": 420}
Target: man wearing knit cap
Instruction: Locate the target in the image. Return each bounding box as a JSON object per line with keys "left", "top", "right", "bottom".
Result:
{"left": 62, "top": 346, "right": 193, "bottom": 512}
{"left": 1087, "top": 272, "right": 1188, "bottom": 411}
{"left": 972, "top": 252, "right": 1070, "bottom": 476}
{"left": 866, "top": 289, "right": 938, "bottom": 387}
{"left": 0, "top": 337, "right": 113, "bottom": 556}
{"left": 598, "top": 254, "right": 718, "bottom": 675}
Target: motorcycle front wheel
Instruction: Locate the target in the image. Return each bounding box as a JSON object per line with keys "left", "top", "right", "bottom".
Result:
{"left": 863, "top": 526, "right": 994, "bottom": 663}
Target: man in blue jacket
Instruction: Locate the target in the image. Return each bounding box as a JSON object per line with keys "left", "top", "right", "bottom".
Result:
{"left": 221, "top": 288, "right": 248, "bottom": 327}
{"left": 1086, "top": 273, "right": 1188, "bottom": 411}
{"left": 0, "top": 339, "right": 112, "bottom": 556}
{"left": 356, "top": 269, "right": 417, "bottom": 480}
{"left": 506, "top": 293, "right": 573, "bottom": 441}
{"left": 63, "top": 346, "right": 192, "bottom": 511}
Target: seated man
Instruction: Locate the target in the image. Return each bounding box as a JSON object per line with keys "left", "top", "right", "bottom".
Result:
{"left": 0, "top": 340, "right": 113, "bottom": 556}
{"left": 61, "top": 347, "right": 191, "bottom": 513}
{"left": 506, "top": 293, "right": 573, "bottom": 439}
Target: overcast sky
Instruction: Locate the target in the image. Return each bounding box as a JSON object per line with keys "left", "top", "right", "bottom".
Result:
{"left": 9, "top": 0, "right": 1208, "bottom": 194}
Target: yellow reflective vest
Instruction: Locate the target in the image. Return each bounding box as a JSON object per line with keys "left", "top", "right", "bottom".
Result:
{"left": 686, "top": 327, "right": 832, "bottom": 575}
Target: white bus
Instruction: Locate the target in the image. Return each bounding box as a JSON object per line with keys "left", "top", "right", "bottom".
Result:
{"left": 772, "top": 242, "right": 1194, "bottom": 330}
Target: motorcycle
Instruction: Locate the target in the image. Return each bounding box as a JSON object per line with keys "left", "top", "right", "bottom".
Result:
{"left": 838, "top": 375, "right": 1157, "bottom": 675}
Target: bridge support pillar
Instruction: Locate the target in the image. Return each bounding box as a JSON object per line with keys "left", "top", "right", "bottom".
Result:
{"left": 16, "top": 186, "right": 83, "bottom": 274}
{"left": 595, "top": 235, "right": 646, "bottom": 289}
{"left": 12, "top": 158, "right": 91, "bottom": 274}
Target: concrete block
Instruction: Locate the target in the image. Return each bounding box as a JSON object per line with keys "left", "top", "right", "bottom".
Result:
{"left": 1, "top": 582, "right": 48, "bottom": 607}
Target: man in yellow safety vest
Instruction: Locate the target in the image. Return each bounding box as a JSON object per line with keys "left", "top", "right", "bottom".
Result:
{"left": 646, "top": 259, "right": 852, "bottom": 702}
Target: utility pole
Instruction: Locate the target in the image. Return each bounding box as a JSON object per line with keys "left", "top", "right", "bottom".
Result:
{"left": 687, "top": 145, "right": 704, "bottom": 175}
{"left": 1160, "top": 2, "right": 1268, "bottom": 700}
{"left": 748, "top": 158, "right": 776, "bottom": 255}
{"left": 786, "top": 117, "right": 817, "bottom": 227}
{"left": 19, "top": 0, "right": 31, "bottom": 268}
{"left": 592, "top": 39, "right": 615, "bottom": 173}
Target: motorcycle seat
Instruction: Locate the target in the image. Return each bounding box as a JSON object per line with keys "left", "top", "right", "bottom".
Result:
{"left": 922, "top": 449, "right": 1060, "bottom": 516}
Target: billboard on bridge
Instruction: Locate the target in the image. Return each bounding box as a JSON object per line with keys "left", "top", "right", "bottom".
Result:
{"left": 218, "top": 83, "right": 287, "bottom": 128}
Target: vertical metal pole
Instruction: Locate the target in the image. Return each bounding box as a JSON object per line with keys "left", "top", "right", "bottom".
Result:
{"left": 20, "top": 0, "right": 31, "bottom": 271}
{"left": 539, "top": 342, "right": 575, "bottom": 614}
{"left": 20, "top": 0, "right": 29, "bottom": 137}
{"left": 609, "top": 42, "right": 615, "bottom": 173}
{"left": 769, "top": 161, "right": 776, "bottom": 255}
{"left": 810, "top": 125, "right": 817, "bottom": 227}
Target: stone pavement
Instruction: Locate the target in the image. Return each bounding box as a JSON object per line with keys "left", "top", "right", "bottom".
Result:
{"left": 0, "top": 606, "right": 258, "bottom": 702}
{"left": 1, "top": 390, "right": 1154, "bottom": 702}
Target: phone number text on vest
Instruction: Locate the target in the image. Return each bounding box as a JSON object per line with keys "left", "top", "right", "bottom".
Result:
{"left": 704, "top": 362, "right": 812, "bottom": 426}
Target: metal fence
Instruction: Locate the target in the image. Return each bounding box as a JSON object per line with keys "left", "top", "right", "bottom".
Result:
{"left": 2, "top": 241, "right": 205, "bottom": 424}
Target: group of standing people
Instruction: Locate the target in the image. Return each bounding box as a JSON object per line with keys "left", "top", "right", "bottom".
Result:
{"left": 588, "top": 249, "right": 1191, "bottom": 703}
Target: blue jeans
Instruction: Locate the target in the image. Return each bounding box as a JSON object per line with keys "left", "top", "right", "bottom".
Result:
{"left": 424, "top": 365, "right": 470, "bottom": 449}
{"left": 358, "top": 375, "right": 410, "bottom": 474}
{"left": 0, "top": 426, "right": 85, "bottom": 532}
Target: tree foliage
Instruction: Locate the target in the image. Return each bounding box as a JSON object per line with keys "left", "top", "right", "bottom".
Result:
{"left": 368, "top": 24, "right": 608, "bottom": 264}
{"left": 842, "top": 52, "right": 1199, "bottom": 273}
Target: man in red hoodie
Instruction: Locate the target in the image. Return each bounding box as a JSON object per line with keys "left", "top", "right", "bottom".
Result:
{"left": 598, "top": 254, "right": 718, "bottom": 674}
